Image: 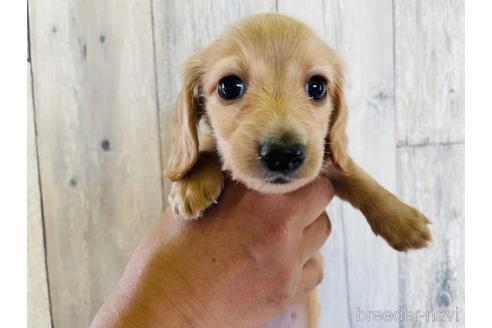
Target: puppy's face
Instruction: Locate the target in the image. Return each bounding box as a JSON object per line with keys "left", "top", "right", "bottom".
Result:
{"left": 167, "top": 14, "right": 347, "bottom": 194}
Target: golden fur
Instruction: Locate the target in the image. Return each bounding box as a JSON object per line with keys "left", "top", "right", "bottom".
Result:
{"left": 165, "top": 14, "right": 431, "bottom": 327}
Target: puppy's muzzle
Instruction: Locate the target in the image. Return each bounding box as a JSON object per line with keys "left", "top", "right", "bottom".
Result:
{"left": 259, "top": 141, "right": 305, "bottom": 174}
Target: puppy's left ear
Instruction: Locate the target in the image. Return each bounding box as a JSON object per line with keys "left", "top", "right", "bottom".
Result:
{"left": 326, "top": 68, "right": 350, "bottom": 172}
{"left": 165, "top": 55, "right": 204, "bottom": 181}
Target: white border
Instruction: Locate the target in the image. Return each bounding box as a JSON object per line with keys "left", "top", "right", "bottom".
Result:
{"left": 0, "top": 1, "right": 28, "bottom": 327}
{"left": 466, "top": 1, "right": 492, "bottom": 327}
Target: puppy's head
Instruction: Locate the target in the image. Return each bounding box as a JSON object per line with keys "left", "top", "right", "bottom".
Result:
{"left": 166, "top": 14, "right": 349, "bottom": 193}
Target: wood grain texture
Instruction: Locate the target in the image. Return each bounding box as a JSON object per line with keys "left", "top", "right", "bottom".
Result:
{"left": 152, "top": 0, "right": 276, "bottom": 196}
{"left": 394, "top": 1, "right": 465, "bottom": 327}
{"left": 394, "top": 0, "right": 465, "bottom": 145}
{"left": 278, "top": 1, "right": 400, "bottom": 326}
{"left": 397, "top": 144, "right": 464, "bottom": 327}
{"left": 28, "top": 1, "right": 163, "bottom": 326}
{"left": 28, "top": 62, "right": 52, "bottom": 328}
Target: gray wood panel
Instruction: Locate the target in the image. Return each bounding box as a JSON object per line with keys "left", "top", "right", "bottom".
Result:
{"left": 277, "top": 1, "right": 399, "bottom": 327}
{"left": 28, "top": 0, "right": 163, "bottom": 326}
{"left": 397, "top": 144, "right": 464, "bottom": 327}
{"left": 28, "top": 62, "right": 52, "bottom": 328}
{"left": 152, "top": 0, "right": 276, "bottom": 196}
{"left": 394, "top": 1, "right": 465, "bottom": 327}
{"left": 394, "top": 0, "right": 465, "bottom": 146}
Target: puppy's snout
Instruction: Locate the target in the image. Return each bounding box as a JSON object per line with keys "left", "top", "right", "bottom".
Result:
{"left": 259, "top": 142, "right": 305, "bottom": 174}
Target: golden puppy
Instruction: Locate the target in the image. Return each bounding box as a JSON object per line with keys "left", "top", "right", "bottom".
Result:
{"left": 165, "top": 14, "right": 431, "bottom": 327}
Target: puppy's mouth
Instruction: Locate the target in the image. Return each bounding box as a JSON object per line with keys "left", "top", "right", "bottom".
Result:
{"left": 268, "top": 176, "right": 292, "bottom": 184}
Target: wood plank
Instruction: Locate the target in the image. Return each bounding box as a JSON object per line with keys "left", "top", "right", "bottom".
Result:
{"left": 277, "top": 1, "right": 399, "bottom": 326}
{"left": 28, "top": 62, "right": 52, "bottom": 328}
{"left": 28, "top": 1, "right": 163, "bottom": 326}
{"left": 394, "top": 1, "right": 465, "bottom": 326}
{"left": 394, "top": 0, "right": 465, "bottom": 145}
{"left": 152, "top": 0, "right": 276, "bottom": 196}
{"left": 397, "top": 144, "right": 464, "bottom": 327}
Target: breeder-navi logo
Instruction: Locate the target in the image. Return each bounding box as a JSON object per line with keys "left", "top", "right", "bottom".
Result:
{"left": 355, "top": 307, "right": 462, "bottom": 323}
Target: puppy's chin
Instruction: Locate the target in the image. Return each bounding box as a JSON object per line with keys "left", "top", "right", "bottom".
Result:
{"left": 232, "top": 173, "right": 317, "bottom": 194}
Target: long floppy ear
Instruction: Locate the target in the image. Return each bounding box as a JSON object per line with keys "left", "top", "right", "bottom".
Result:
{"left": 326, "top": 69, "right": 350, "bottom": 172}
{"left": 165, "top": 55, "right": 204, "bottom": 181}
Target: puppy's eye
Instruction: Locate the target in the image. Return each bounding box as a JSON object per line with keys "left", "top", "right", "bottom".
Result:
{"left": 218, "top": 75, "right": 245, "bottom": 100}
{"left": 305, "top": 75, "right": 327, "bottom": 102}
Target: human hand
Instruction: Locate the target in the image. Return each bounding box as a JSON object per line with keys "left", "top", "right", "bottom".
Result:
{"left": 91, "top": 177, "right": 333, "bottom": 328}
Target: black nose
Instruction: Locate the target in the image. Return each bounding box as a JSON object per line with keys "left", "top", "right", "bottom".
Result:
{"left": 259, "top": 142, "right": 306, "bottom": 173}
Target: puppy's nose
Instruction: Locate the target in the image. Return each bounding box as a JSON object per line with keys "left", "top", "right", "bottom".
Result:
{"left": 259, "top": 142, "right": 305, "bottom": 173}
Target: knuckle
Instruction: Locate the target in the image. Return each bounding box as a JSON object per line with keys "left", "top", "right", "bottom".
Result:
{"left": 322, "top": 213, "right": 332, "bottom": 235}
{"left": 306, "top": 268, "right": 323, "bottom": 291}
{"left": 268, "top": 262, "right": 296, "bottom": 296}
{"left": 262, "top": 220, "right": 291, "bottom": 248}
{"left": 313, "top": 257, "right": 324, "bottom": 286}
{"left": 315, "top": 268, "right": 324, "bottom": 286}
{"left": 275, "top": 264, "right": 293, "bottom": 285}
{"left": 247, "top": 220, "right": 291, "bottom": 264}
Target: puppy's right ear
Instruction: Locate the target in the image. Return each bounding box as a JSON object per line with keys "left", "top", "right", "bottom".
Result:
{"left": 165, "top": 55, "right": 204, "bottom": 181}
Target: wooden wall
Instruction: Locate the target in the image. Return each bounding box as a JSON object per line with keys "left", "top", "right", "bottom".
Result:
{"left": 27, "top": 0, "right": 464, "bottom": 327}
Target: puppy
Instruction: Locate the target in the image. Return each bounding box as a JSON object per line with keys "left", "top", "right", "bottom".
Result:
{"left": 165, "top": 14, "right": 431, "bottom": 328}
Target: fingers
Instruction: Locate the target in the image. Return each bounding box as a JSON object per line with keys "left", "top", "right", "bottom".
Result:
{"left": 301, "top": 212, "right": 331, "bottom": 263}
{"left": 292, "top": 212, "right": 330, "bottom": 304}
{"left": 294, "top": 252, "right": 324, "bottom": 302}
{"left": 287, "top": 177, "right": 334, "bottom": 227}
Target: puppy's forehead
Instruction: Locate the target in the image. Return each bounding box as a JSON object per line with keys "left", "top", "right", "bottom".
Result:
{"left": 203, "top": 14, "right": 339, "bottom": 81}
